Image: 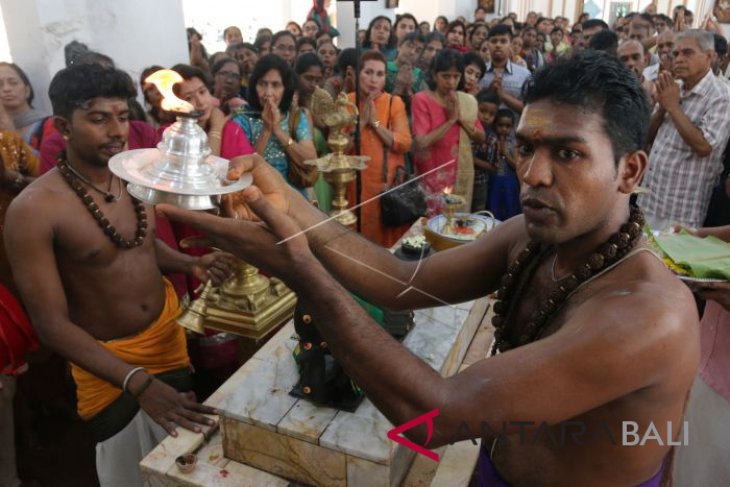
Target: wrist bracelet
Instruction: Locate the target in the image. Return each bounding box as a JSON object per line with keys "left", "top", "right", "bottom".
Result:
{"left": 122, "top": 366, "right": 146, "bottom": 393}
{"left": 131, "top": 375, "right": 154, "bottom": 399}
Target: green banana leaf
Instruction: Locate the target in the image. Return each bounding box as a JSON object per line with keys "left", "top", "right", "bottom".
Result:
{"left": 653, "top": 231, "right": 730, "bottom": 279}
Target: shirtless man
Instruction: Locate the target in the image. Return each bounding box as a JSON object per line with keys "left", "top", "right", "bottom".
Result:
{"left": 162, "top": 52, "right": 699, "bottom": 486}
{"left": 4, "top": 64, "right": 232, "bottom": 486}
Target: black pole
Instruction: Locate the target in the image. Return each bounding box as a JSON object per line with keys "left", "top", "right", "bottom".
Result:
{"left": 353, "top": 0, "right": 362, "bottom": 232}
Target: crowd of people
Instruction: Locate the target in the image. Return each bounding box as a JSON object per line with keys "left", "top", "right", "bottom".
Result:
{"left": 0, "top": 1, "right": 729, "bottom": 486}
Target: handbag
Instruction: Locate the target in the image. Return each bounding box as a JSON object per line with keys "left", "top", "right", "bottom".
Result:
{"left": 379, "top": 96, "right": 426, "bottom": 227}
{"left": 287, "top": 108, "right": 319, "bottom": 188}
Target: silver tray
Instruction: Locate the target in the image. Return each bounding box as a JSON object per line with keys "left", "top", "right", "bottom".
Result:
{"left": 109, "top": 148, "right": 252, "bottom": 196}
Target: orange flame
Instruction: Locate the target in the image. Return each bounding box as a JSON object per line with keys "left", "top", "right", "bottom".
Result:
{"left": 144, "top": 69, "right": 194, "bottom": 113}
{"left": 443, "top": 186, "right": 453, "bottom": 195}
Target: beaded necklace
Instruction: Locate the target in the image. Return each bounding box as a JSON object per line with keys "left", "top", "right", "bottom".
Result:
{"left": 57, "top": 155, "right": 148, "bottom": 249}
{"left": 490, "top": 206, "right": 645, "bottom": 354}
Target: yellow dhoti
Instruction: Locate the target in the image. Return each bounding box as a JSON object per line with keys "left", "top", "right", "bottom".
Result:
{"left": 71, "top": 279, "right": 190, "bottom": 420}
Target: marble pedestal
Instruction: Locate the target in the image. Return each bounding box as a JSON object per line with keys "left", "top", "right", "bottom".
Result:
{"left": 216, "top": 297, "right": 488, "bottom": 487}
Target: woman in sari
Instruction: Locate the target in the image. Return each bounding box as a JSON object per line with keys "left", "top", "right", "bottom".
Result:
{"left": 232, "top": 55, "right": 316, "bottom": 193}
{"left": 346, "top": 51, "right": 412, "bottom": 247}
{"left": 411, "top": 50, "right": 485, "bottom": 214}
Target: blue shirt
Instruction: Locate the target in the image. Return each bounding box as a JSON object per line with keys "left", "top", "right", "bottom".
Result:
{"left": 478, "top": 60, "right": 531, "bottom": 119}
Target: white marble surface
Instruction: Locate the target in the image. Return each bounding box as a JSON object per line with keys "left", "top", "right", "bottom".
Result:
{"left": 142, "top": 295, "right": 492, "bottom": 486}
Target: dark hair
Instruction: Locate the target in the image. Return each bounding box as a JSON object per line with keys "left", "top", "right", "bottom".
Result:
{"left": 272, "top": 31, "right": 296, "bottom": 48}
{"left": 489, "top": 24, "right": 514, "bottom": 40}
{"left": 445, "top": 20, "right": 467, "bottom": 44}
{"left": 297, "top": 37, "right": 317, "bottom": 52}
{"left": 49, "top": 64, "right": 136, "bottom": 119}
{"left": 64, "top": 40, "right": 89, "bottom": 67}
{"left": 523, "top": 51, "right": 650, "bottom": 164}
{"left": 395, "top": 13, "right": 418, "bottom": 32}
{"left": 588, "top": 29, "right": 619, "bottom": 55}
{"left": 582, "top": 19, "right": 609, "bottom": 31}
{"left": 425, "top": 32, "right": 446, "bottom": 45}
{"left": 426, "top": 49, "right": 464, "bottom": 90}
{"left": 684, "top": 9, "right": 693, "bottom": 17}
{"left": 463, "top": 52, "right": 486, "bottom": 79}
{"left": 363, "top": 16, "right": 393, "bottom": 49}
{"left": 315, "top": 30, "right": 332, "bottom": 43}
{"left": 72, "top": 51, "right": 116, "bottom": 68}
{"left": 476, "top": 88, "right": 500, "bottom": 105}
{"left": 475, "top": 6, "right": 486, "bottom": 13}
{"left": 400, "top": 31, "right": 425, "bottom": 46}
{"left": 714, "top": 34, "right": 728, "bottom": 57}
{"left": 522, "top": 26, "right": 537, "bottom": 35}
{"left": 656, "top": 14, "right": 673, "bottom": 25}
{"left": 286, "top": 21, "right": 302, "bottom": 36}
{"left": 0, "top": 63, "right": 34, "bottom": 107}
{"left": 536, "top": 17, "right": 550, "bottom": 26}
{"left": 227, "top": 42, "right": 258, "bottom": 56}
{"left": 495, "top": 108, "right": 515, "bottom": 123}
{"left": 254, "top": 35, "right": 271, "bottom": 52}
{"left": 171, "top": 63, "right": 212, "bottom": 92}
{"left": 187, "top": 27, "right": 203, "bottom": 41}
{"left": 338, "top": 48, "right": 358, "bottom": 75}
{"left": 211, "top": 57, "right": 240, "bottom": 76}
{"left": 550, "top": 27, "right": 564, "bottom": 36}
{"left": 257, "top": 27, "right": 273, "bottom": 38}
{"left": 295, "top": 52, "right": 324, "bottom": 75}
{"left": 469, "top": 23, "right": 489, "bottom": 44}
{"left": 223, "top": 26, "right": 241, "bottom": 39}
{"left": 637, "top": 13, "right": 654, "bottom": 27}
{"left": 247, "top": 54, "right": 297, "bottom": 113}
{"left": 434, "top": 15, "right": 448, "bottom": 27}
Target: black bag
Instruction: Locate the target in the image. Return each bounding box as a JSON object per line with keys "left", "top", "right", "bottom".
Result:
{"left": 381, "top": 166, "right": 426, "bottom": 226}
{"left": 379, "top": 96, "right": 426, "bottom": 227}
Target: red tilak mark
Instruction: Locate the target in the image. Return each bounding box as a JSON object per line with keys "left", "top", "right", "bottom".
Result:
{"left": 387, "top": 409, "right": 440, "bottom": 462}
{"left": 220, "top": 469, "right": 229, "bottom": 478}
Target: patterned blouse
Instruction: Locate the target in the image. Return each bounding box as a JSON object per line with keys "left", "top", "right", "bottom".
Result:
{"left": 231, "top": 108, "right": 313, "bottom": 183}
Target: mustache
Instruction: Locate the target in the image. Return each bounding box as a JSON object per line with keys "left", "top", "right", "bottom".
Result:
{"left": 520, "top": 192, "right": 558, "bottom": 210}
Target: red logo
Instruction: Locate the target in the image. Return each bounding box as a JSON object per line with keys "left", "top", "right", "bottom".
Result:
{"left": 387, "top": 409, "right": 440, "bottom": 462}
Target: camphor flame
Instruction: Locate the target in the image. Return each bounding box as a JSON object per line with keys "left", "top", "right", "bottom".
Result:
{"left": 145, "top": 69, "right": 194, "bottom": 113}
{"left": 443, "top": 186, "right": 453, "bottom": 195}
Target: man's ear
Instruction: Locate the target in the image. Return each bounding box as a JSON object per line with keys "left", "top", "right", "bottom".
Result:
{"left": 617, "top": 150, "right": 648, "bottom": 194}
{"left": 53, "top": 115, "right": 71, "bottom": 141}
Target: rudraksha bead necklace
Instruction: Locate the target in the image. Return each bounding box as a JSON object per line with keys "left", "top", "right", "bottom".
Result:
{"left": 490, "top": 206, "right": 645, "bottom": 354}
{"left": 57, "top": 155, "right": 148, "bottom": 249}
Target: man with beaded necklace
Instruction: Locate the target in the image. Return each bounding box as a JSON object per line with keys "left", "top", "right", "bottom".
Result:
{"left": 162, "top": 52, "right": 699, "bottom": 486}
{"left": 4, "top": 64, "right": 233, "bottom": 486}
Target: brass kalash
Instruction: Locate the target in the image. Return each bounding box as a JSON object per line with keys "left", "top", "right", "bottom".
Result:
{"left": 304, "top": 87, "right": 369, "bottom": 226}
{"left": 109, "top": 69, "right": 296, "bottom": 339}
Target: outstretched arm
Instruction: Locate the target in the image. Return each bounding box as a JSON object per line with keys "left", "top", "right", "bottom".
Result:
{"left": 213, "top": 157, "right": 516, "bottom": 310}
{"left": 161, "top": 188, "right": 698, "bottom": 446}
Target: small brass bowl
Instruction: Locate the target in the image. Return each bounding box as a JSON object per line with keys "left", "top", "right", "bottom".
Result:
{"left": 424, "top": 212, "right": 498, "bottom": 252}
{"left": 175, "top": 453, "right": 197, "bottom": 473}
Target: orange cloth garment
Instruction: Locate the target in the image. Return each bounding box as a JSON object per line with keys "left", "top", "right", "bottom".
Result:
{"left": 71, "top": 279, "right": 190, "bottom": 420}
{"left": 346, "top": 92, "right": 413, "bottom": 248}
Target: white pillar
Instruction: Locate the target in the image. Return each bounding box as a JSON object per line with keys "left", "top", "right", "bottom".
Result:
{"left": 0, "top": 0, "right": 188, "bottom": 116}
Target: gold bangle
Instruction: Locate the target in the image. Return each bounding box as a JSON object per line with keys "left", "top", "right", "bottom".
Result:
{"left": 287, "top": 137, "right": 294, "bottom": 147}
{"left": 208, "top": 130, "right": 222, "bottom": 140}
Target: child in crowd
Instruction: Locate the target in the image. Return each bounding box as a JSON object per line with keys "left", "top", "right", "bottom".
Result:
{"left": 472, "top": 89, "right": 499, "bottom": 211}
{"left": 488, "top": 108, "right": 521, "bottom": 221}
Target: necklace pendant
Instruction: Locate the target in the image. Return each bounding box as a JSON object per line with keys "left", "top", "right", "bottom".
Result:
{"left": 105, "top": 194, "right": 115, "bottom": 203}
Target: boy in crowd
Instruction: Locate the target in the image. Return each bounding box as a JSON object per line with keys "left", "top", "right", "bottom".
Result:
{"left": 488, "top": 108, "right": 521, "bottom": 220}
{"left": 472, "top": 89, "right": 499, "bottom": 211}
